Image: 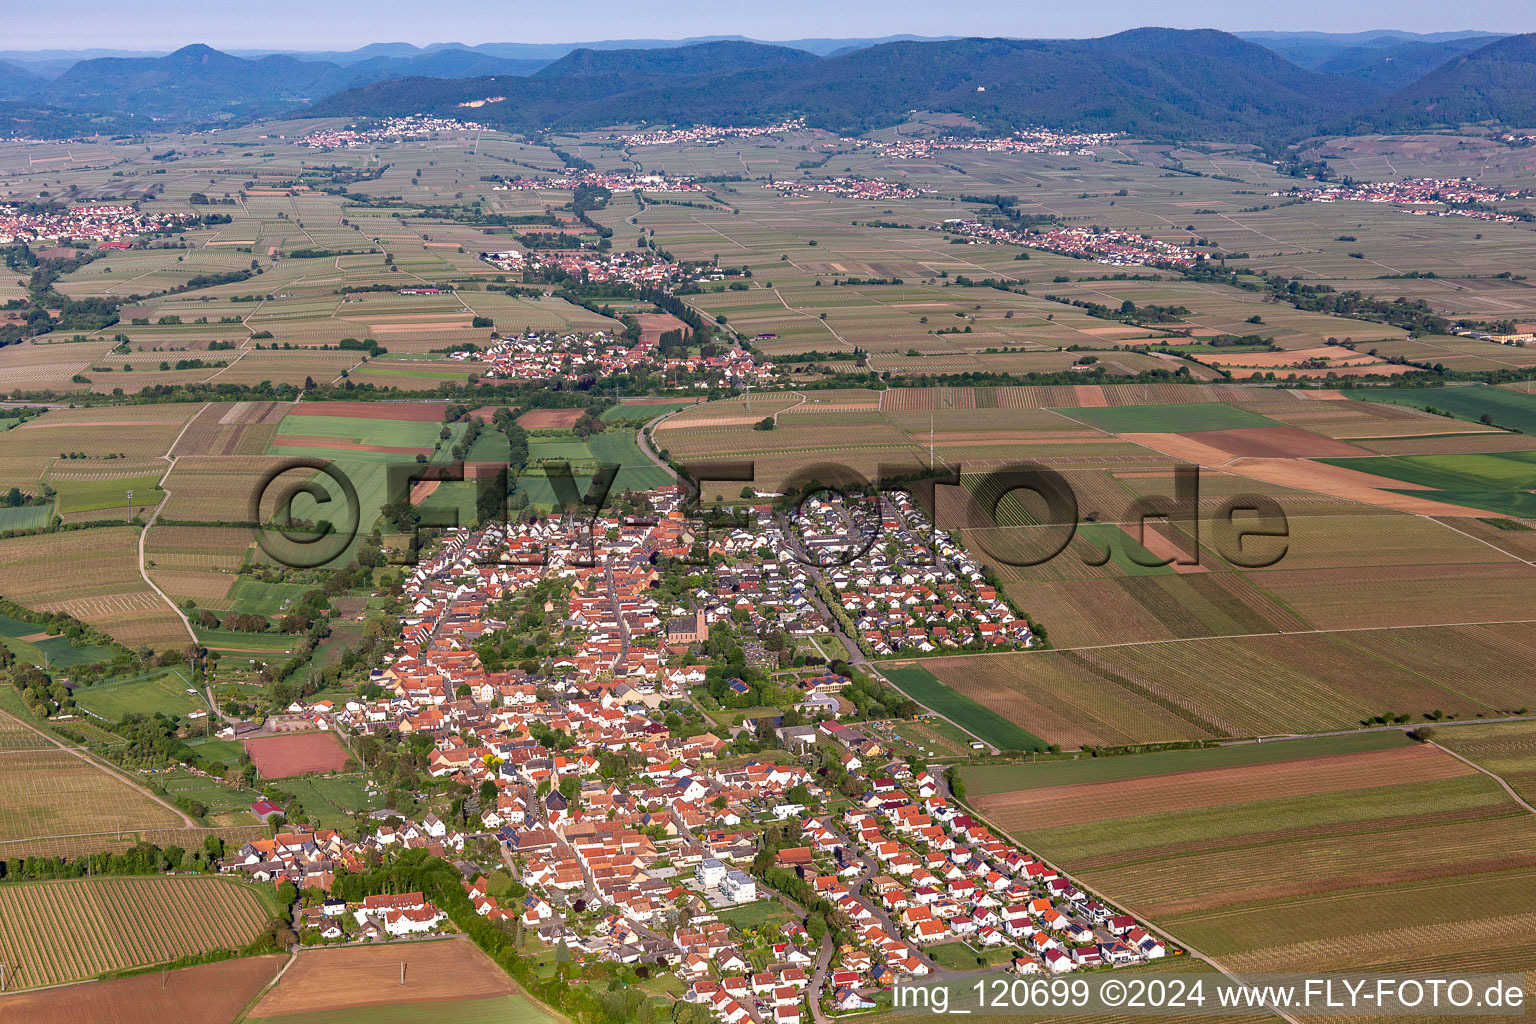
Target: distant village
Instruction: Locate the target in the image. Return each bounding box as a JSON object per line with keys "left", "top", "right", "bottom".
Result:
{"left": 847, "top": 129, "right": 1123, "bottom": 160}
{"left": 943, "top": 218, "right": 1206, "bottom": 270}
{"left": 617, "top": 120, "right": 808, "bottom": 147}
{"left": 495, "top": 171, "right": 711, "bottom": 194}
{"left": 1282, "top": 176, "right": 1535, "bottom": 223}
{"left": 765, "top": 177, "right": 935, "bottom": 202}
{"left": 462, "top": 328, "right": 776, "bottom": 387}
{"left": 481, "top": 247, "right": 689, "bottom": 288}
{"left": 295, "top": 116, "right": 490, "bottom": 148}
{"left": 0, "top": 203, "right": 197, "bottom": 245}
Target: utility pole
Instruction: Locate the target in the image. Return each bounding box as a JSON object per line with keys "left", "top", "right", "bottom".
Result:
{"left": 126, "top": 488, "right": 133, "bottom": 524}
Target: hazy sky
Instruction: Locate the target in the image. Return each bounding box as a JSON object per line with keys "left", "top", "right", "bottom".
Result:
{"left": 8, "top": 0, "right": 1532, "bottom": 51}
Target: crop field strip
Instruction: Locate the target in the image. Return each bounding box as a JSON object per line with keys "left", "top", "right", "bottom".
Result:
{"left": 918, "top": 622, "right": 1536, "bottom": 746}
{"left": 0, "top": 527, "right": 187, "bottom": 647}
{"left": 961, "top": 735, "right": 1536, "bottom": 985}
{"left": 0, "top": 876, "right": 273, "bottom": 989}
{"left": 0, "top": 740, "right": 186, "bottom": 845}
{"left": 1433, "top": 720, "right": 1536, "bottom": 805}
{"left": 0, "top": 955, "right": 286, "bottom": 1024}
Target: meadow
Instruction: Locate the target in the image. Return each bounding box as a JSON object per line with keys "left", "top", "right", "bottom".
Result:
{"left": 1355, "top": 385, "right": 1536, "bottom": 435}
{"left": 73, "top": 667, "right": 204, "bottom": 722}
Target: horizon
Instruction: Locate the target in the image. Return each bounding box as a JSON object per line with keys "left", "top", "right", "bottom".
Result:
{"left": 5, "top": 0, "right": 1534, "bottom": 54}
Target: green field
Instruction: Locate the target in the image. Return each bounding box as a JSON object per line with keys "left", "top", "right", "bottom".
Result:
{"left": 250, "top": 994, "right": 558, "bottom": 1024}
{"left": 878, "top": 663, "right": 1046, "bottom": 751}
{"left": 1056, "top": 402, "right": 1277, "bottom": 433}
{"left": 0, "top": 505, "right": 51, "bottom": 532}
{"left": 226, "top": 577, "right": 315, "bottom": 618}
{"left": 1073, "top": 522, "right": 1176, "bottom": 576}
{"left": 74, "top": 667, "right": 203, "bottom": 721}
{"left": 0, "top": 613, "right": 117, "bottom": 669}
{"left": 194, "top": 625, "right": 298, "bottom": 654}
{"left": 49, "top": 474, "right": 165, "bottom": 516}
{"left": 185, "top": 736, "right": 248, "bottom": 765}
{"left": 518, "top": 429, "right": 673, "bottom": 508}
{"left": 601, "top": 401, "right": 695, "bottom": 423}
{"left": 270, "top": 417, "right": 471, "bottom": 566}
{"left": 276, "top": 773, "right": 383, "bottom": 828}
{"left": 158, "top": 770, "right": 260, "bottom": 817}
{"left": 713, "top": 899, "right": 793, "bottom": 931}
{"left": 275, "top": 415, "right": 448, "bottom": 448}
{"left": 1319, "top": 449, "right": 1536, "bottom": 517}
{"left": 1354, "top": 385, "right": 1536, "bottom": 435}
{"left": 961, "top": 731, "right": 1410, "bottom": 795}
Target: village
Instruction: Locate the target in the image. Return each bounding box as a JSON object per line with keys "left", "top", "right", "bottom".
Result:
{"left": 616, "top": 120, "right": 808, "bottom": 146}
{"left": 201, "top": 484, "right": 1163, "bottom": 1022}
{"left": 942, "top": 218, "right": 1207, "bottom": 269}
{"left": 847, "top": 129, "right": 1123, "bottom": 160}
{"left": 494, "top": 171, "right": 712, "bottom": 193}
{"left": 764, "top": 177, "right": 935, "bottom": 202}
{"left": 0, "top": 203, "right": 198, "bottom": 245}
{"left": 1281, "top": 176, "right": 1535, "bottom": 207}
{"left": 462, "top": 327, "right": 776, "bottom": 387}
{"left": 294, "top": 116, "right": 490, "bottom": 148}
{"left": 481, "top": 246, "right": 688, "bottom": 288}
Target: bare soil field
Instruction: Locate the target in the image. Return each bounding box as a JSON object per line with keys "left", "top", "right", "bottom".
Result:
{"left": 244, "top": 732, "right": 351, "bottom": 777}
{"left": 272, "top": 436, "right": 431, "bottom": 455}
{"left": 252, "top": 938, "right": 516, "bottom": 1017}
{"left": 517, "top": 408, "right": 586, "bottom": 429}
{"left": 973, "top": 744, "right": 1473, "bottom": 831}
{"left": 0, "top": 954, "right": 283, "bottom": 1024}
{"left": 292, "top": 402, "right": 447, "bottom": 421}
{"left": 1177, "top": 426, "right": 1373, "bottom": 459}
{"left": 1217, "top": 457, "right": 1492, "bottom": 516}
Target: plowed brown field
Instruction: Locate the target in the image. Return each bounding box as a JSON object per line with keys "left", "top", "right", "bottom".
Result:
{"left": 973, "top": 744, "right": 1473, "bottom": 830}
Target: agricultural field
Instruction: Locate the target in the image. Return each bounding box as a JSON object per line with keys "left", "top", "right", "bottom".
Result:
{"left": 0, "top": 727, "right": 188, "bottom": 852}
{"left": 73, "top": 667, "right": 205, "bottom": 722}
{"left": 878, "top": 663, "right": 1045, "bottom": 751}
{"left": 0, "top": 528, "right": 190, "bottom": 647}
{"left": 917, "top": 624, "right": 1536, "bottom": 747}
{"left": 249, "top": 938, "right": 527, "bottom": 1020}
{"left": 0, "top": 612, "right": 117, "bottom": 669}
{"left": 518, "top": 427, "right": 672, "bottom": 508}
{"left": 1356, "top": 385, "right": 1536, "bottom": 435}
{"left": 0, "top": 876, "right": 278, "bottom": 989}
{"left": 1318, "top": 449, "right": 1536, "bottom": 518}
{"left": 0, "top": 953, "right": 285, "bottom": 1024}
{"left": 1432, "top": 720, "right": 1536, "bottom": 805}
{"left": 960, "top": 733, "right": 1536, "bottom": 980}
